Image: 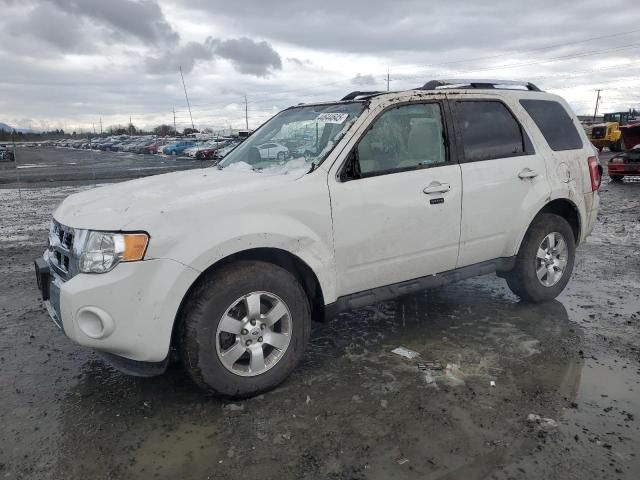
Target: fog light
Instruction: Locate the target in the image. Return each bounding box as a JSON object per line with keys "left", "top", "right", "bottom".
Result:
{"left": 76, "top": 306, "right": 115, "bottom": 339}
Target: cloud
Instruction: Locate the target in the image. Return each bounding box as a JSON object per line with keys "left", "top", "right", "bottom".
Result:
{"left": 351, "top": 73, "right": 377, "bottom": 86}
{"left": 145, "top": 39, "right": 216, "bottom": 74}
{"left": 176, "top": 0, "right": 637, "bottom": 57}
{"left": 144, "top": 36, "right": 282, "bottom": 77}
{"left": 49, "top": 0, "right": 179, "bottom": 46}
{"left": 1, "top": 0, "right": 640, "bottom": 130}
{"left": 212, "top": 37, "right": 282, "bottom": 76}
{"left": 4, "top": 4, "right": 95, "bottom": 53}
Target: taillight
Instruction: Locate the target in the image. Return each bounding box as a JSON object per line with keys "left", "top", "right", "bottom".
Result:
{"left": 587, "top": 156, "right": 601, "bottom": 191}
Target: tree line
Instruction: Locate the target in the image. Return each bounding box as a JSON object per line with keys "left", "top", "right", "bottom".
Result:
{"left": 0, "top": 124, "right": 202, "bottom": 142}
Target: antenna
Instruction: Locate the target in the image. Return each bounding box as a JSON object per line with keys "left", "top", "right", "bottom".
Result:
{"left": 179, "top": 66, "right": 195, "bottom": 130}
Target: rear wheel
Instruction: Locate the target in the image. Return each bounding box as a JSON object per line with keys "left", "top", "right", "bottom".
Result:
{"left": 179, "top": 260, "right": 311, "bottom": 398}
{"left": 610, "top": 175, "right": 624, "bottom": 182}
{"left": 505, "top": 213, "right": 575, "bottom": 303}
{"left": 277, "top": 151, "right": 286, "bottom": 161}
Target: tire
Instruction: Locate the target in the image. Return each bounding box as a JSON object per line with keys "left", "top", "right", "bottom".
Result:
{"left": 505, "top": 213, "right": 576, "bottom": 303}
{"left": 610, "top": 175, "right": 624, "bottom": 182}
{"left": 277, "top": 151, "right": 286, "bottom": 160}
{"left": 179, "top": 260, "right": 311, "bottom": 398}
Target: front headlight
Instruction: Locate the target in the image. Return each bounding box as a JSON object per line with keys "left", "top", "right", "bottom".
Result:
{"left": 77, "top": 231, "right": 149, "bottom": 273}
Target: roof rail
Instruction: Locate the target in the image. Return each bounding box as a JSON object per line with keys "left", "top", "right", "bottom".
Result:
{"left": 341, "top": 91, "right": 384, "bottom": 101}
{"left": 419, "top": 79, "right": 542, "bottom": 92}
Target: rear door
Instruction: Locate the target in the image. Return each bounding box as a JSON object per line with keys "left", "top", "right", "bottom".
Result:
{"left": 451, "top": 97, "right": 551, "bottom": 267}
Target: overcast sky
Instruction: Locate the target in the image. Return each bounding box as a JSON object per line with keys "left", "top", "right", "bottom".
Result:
{"left": 1, "top": 0, "right": 639, "bottom": 132}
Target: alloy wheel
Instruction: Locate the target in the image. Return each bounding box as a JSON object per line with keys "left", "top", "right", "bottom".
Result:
{"left": 535, "top": 232, "right": 568, "bottom": 287}
{"left": 215, "top": 291, "right": 292, "bottom": 376}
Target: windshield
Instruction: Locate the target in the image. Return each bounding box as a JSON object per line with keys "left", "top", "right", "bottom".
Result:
{"left": 219, "top": 102, "right": 364, "bottom": 174}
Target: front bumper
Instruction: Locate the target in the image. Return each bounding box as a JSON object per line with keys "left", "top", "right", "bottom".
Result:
{"left": 34, "top": 257, "right": 64, "bottom": 331}
{"left": 34, "top": 254, "right": 200, "bottom": 364}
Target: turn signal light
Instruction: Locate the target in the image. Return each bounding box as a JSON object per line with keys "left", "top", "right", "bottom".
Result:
{"left": 122, "top": 234, "right": 149, "bottom": 261}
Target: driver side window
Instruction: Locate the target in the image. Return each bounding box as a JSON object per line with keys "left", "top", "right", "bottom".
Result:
{"left": 356, "top": 103, "right": 446, "bottom": 177}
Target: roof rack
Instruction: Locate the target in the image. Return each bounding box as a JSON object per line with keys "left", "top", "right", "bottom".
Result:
{"left": 419, "top": 79, "right": 542, "bottom": 92}
{"left": 341, "top": 91, "right": 384, "bottom": 101}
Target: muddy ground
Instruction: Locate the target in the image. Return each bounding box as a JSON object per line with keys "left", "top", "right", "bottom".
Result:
{"left": 0, "top": 149, "right": 639, "bottom": 479}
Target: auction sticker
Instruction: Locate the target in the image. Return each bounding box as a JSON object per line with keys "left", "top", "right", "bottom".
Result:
{"left": 317, "top": 112, "right": 349, "bottom": 124}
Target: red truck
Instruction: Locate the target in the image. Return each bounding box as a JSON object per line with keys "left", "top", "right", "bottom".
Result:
{"left": 608, "top": 123, "right": 640, "bottom": 181}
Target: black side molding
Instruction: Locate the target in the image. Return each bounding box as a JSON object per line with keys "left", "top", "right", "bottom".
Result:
{"left": 325, "top": 257, "right": 516, "bottom": 319}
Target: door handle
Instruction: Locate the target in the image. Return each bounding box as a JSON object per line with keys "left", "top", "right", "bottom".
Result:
{"left": 518, "top": 168, "right": 538, "bottom": 179}
{"left": 423, "top": 182, "right": 451, "bottom": 194}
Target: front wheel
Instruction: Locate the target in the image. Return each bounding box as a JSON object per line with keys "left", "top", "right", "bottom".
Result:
{"left": 505, "top": 213, "right": 576, "bottom": 303}
{"left": 610, "top": 175, "right": 624, "bottom": 182}
{"left": 179, "top": 260, "right": 311, "bottom": 398}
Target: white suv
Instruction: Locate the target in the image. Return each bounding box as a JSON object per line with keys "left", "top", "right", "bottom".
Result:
{"left": 35, "top": 79, "right": 601, "bottom": 397}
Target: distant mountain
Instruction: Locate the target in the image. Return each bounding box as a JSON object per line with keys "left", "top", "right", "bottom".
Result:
{"left": 0, "top": 122, "right": 42, "bottom": 133}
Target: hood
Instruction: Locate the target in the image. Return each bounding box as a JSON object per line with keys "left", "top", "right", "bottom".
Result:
{"left": 54, "top": 167, "right": 306, "bottom": 230}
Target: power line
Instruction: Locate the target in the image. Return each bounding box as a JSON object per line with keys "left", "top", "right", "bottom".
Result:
{"left": 392, "top": 27, "right": 640, "bottom": 74}
{"left": 396, "top": 42, "right": 640, "bottom": 81}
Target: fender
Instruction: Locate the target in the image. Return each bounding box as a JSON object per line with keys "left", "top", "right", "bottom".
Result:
{"left": 158, "top": 212, "right": 337, "bottom": 304}
{"left": 509, "top": 193, "right": 584, "bottom": 258}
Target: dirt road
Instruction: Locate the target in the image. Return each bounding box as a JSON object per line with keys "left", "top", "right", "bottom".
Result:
{"left": 1, "top": 150, "right": 638, "bottom": 479}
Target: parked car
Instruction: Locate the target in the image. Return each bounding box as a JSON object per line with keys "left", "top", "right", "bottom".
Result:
{"left": 607, "top": 123, "right": 640, "bottom": 181}
{"left": 191, "top": 140, "right": 232, "bottom": 160}
{"left": 35, "top": 79, "right": 600, "bottom": 398}
{"left": 256, "top": 142, "right": 289, "bottom": 160}
{"left": 162, "top": 141, "right": 196, "bottom": 156}
{"left": 0, "top": 146, "right": 15, "bottom": 162}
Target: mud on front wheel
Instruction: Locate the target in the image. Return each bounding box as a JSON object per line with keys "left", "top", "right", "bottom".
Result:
{"left": 179, "top": 260, "right": 311, "bottom": 398}
{"left": 505, "top": 213, "right": 576, "bottom": 303}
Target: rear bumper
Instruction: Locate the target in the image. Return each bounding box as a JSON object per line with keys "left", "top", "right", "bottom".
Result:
{"left": 608, "top": 162, "right": 640, "bottom": 175}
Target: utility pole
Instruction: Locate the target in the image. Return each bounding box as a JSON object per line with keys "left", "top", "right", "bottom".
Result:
{"left": 593, "top": 89, "right": 602, "bottom": 121}
{"left": 244, "top": 95, "right": 249, "bottom": 130}
{"left": 99, "top": 117, "right": 103, "bottom": 136}
{"left": 129, "top": 115, "right": 133, "bottom": 136}
{"left": 173, "top": 108, "right": 177, "bottom": 135}
{"left": 386, "top": 69, "right": 391, "bottom": 91}
{"left": 179, "top": 66, "right": 195, "bottom": 130}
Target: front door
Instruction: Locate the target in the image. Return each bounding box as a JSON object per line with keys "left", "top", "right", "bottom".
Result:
{"left": 329, "top": 102, "right": 462, "bottom": 296}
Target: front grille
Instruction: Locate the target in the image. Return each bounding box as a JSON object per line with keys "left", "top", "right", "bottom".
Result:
{"left": 591, "top": 126, "right": 606, "bottom": 139}
{"left": 47, "top": 220, "right": 75, "bottom": 280}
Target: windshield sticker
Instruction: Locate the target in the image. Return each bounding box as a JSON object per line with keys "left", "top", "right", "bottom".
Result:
{"left": 317, "top": 112, "right": 349, "bottom": 124}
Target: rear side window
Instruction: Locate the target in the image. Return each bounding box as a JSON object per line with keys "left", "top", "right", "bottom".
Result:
{"left": 520, "top": 99, "right": 583, "bottom": 151}
{"left": 454, "top": 101, "right": 529, "bottom": 162}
